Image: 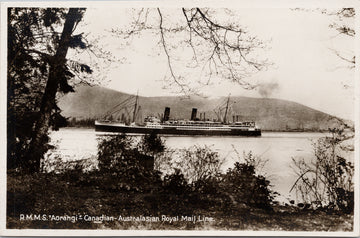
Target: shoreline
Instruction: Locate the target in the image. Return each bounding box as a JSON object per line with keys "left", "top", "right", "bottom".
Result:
{"left": 59, "top": 126, "right": 329, "bottom": 133}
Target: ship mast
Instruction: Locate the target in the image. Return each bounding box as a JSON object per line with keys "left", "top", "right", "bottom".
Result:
{"left": 133, "top": 91, "right": 138, "bottom": 123}
{"left": 223, "top": 94, "right": 231, "bottom": 123}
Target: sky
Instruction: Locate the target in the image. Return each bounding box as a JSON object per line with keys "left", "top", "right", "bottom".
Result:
{"left": 74, "top": 7, "right": 355, "bottom": 120}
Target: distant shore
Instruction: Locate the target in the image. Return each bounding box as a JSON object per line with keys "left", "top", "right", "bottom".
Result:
{"left": 61, "top": 125, "right": 328, "bottom": 133}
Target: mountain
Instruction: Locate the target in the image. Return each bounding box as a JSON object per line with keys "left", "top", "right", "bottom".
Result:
{"left": 58, "top": 85, "right": 343, "bottom": 131}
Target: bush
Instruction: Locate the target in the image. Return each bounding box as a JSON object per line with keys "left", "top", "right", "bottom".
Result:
{"left": 168, "top": 145, "right": 224, "bottom": 182}
{"left": 138, "top": 132, "right": 165, "bottom": 156}
{"left": 98, "top": 135, "right": 275, "bottom": 213}
{"left": 157, "top": 169, "right": 194, "bottom": 215}
{"left": 161, "top": 146, "right": 275, "bottom": 212}
{"left": 97, "top": 134, "right": 161, "bottom": 193}
{"left": 8, "top": 133, "right": 277, "bottom": 229}
{"left": 97, "top": 134, "right": 135, "bottom": 171}
{"left": 162, "top": 169, "right": 190, "bottom": 194}
{"left": 222, "top": 162, "right": 274, "bottom": 210}
{"left": 291, "top": 128, "right": 354, "bottom": 213}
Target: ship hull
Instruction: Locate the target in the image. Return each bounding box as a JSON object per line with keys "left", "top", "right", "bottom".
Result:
{"left": 95, "top": 123, "right": 261, "bottom": 136}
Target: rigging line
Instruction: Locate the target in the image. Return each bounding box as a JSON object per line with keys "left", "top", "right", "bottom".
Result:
{"left": 104, "top": 96, "right": 135, "bottom": 116}
{"left": 106, "top": 95, "right": 135, "bottom": 112}
{"left": 215, "top": 98, "right": 228, "bottom": 109}
{"left": 108, "top": 96, "right": 135, "bottom": 112}
{"left": 106, "top": 102, "right": 136, "bottom": 118}
{"left": 109, "top": 108, "right": 128, "bottom": 116}
{"left": 115, "top": 99, "right": 136, "bottom": 109}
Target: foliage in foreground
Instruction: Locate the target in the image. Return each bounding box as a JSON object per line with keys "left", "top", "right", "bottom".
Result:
{"left": 96, "top": 134, "right": 275, "bottom": 211}
{"left": 7, "top": 170, "right": 354, "bottom": 231}
{"left": 7, "top": 133, "right": 277, "bottom": 229}
{"left": 291, "top": 128, "right": 354, "bottom": 213}
{"left": 7, "top": 133, "right": 354, "bottom": 230}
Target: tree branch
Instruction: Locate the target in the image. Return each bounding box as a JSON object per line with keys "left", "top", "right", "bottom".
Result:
{"left": 157, "top": 8, "right": 189, "bottom": 94}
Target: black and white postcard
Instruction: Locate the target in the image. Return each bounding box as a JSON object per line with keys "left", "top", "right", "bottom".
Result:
{"left": 0, "top": 0, "right": 359, "bottom": 236}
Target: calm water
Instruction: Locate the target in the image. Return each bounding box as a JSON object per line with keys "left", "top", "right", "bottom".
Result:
{"left": 47, "top": 128, "right": 353, "bottom": 203}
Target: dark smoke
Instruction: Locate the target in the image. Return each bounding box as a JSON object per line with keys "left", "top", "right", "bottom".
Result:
{"left": 257, "top": 81, "right": 279, "bottom": 98}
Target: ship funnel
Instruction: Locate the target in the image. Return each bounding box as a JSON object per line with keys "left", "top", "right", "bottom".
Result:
{"left": 191, "top": 108, "right": 197, "bottom": 121}
{"left": 163, "top": 107, "right": 170, "bottom": 121}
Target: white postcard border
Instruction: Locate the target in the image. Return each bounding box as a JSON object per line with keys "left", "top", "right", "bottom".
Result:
{"left": 0, "top": 0, "right": 359, "bottom": 236}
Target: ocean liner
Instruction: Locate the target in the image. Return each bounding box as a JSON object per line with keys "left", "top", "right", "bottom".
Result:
{"left": 95, "top": 95, "right": 261, "bottom": 136}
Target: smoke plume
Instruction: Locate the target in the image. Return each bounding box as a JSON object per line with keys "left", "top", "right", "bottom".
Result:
{"left": 257, "top": 81, "right": 279, "bottom": 98}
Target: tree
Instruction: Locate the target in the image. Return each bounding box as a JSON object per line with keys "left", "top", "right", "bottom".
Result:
{"left": 325, "top": 8, "right": 355, "bottom": 130}
{"left": 8, "top": 8, "right": 268, "bottom": 173}
{"left": 7, "top": 8, "right": 91, "bottom": 172}
{"left": 289, "top": 8, "right": 355, "bottom": 213}
{"left": 327, "top": 8, "right": 355, "bottom": 68}
{"left": 112, "top": 8, "right": 269, "bottom": 94}
{"left": 290, "top": 128, "right": 354, "bottom": 212}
